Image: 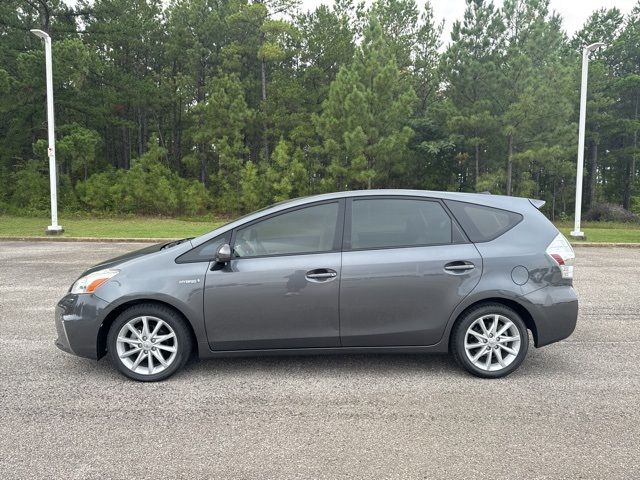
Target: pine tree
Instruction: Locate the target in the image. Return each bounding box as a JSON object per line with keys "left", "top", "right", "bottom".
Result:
{"left": 610, "top": 6, "right": 640, "bottom": 209}
{"left": 266, "top": 138, "right": 307, "bottom": 202}
{"left": 239, "top": 160, "right": 262, "bottom": 212}
{"left": 317, "top": 16, "right": 416, "bottom": 190}
{"left": 442, "top": 0, "right": 503, "bottom": 190}
{"left": 187, "top": 73, "right": 254, "bottom": 213}
{"left": 496, "top": 0, "right": 574, "bottom": 196}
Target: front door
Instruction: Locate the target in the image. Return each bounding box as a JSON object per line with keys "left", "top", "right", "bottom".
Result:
{"left": 340, "top": 197, "right": 482, "bottom": 346}
{"left": 204, "top": 201, "right": 344, "bottom": 350}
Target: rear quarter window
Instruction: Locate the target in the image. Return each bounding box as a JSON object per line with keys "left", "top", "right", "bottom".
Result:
{"left": 444, "top": 200, "right": 522, "bottom": 242}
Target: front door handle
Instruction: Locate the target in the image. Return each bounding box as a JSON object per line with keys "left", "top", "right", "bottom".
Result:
{"left": 444, "top": 261, "right": 475, "bottom": 273}
{"left": 306, "top": 269, "right": 338, "bottom": 281}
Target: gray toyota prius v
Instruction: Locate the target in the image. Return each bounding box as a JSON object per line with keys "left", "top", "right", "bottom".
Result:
{"left": 55, "top": 190, "right": 578, "bottom": 381}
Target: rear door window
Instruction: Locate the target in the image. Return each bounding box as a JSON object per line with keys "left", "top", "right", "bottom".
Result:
{"left": 348, "top": 198, "right": 453, "bottom": 250}
{"left": 444, "top": 200, "right": 522, "bottom": 242}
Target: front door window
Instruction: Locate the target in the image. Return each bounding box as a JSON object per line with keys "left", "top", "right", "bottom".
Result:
{"left": 234, "top": 202, "right": 340, "bottom": 257}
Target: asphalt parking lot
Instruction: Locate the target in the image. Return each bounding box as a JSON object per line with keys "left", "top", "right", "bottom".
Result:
{"left": 0, "top": 241, "right": 639, "bottom": 479}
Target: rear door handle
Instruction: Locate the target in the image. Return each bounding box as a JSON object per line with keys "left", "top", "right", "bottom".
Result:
{"left": 306, "top": 269, "right": 338, "bottom": 281}
{"left": 444, "top": 261, "right": 475, "bottom": 273}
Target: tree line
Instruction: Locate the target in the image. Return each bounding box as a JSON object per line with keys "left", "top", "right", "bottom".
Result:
{"left": 0, "top": 0, "right": 638, "bottom": 219}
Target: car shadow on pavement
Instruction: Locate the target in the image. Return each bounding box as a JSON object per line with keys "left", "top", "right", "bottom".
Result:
{"left": 183, "top": 353, "right": 466, "bottom": 381}
{"left": 54, "top": 342, "right": 567, "bottom": 382}
{"left": 56, "top": 350, "right": 463, "bottom": 381}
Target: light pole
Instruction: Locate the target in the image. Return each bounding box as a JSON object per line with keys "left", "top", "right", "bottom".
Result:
{"left": 31, "top": 29, "right": 63, "bottom": 235}
{"left": 571, "top": 41, "right": 605, "bottom": 240}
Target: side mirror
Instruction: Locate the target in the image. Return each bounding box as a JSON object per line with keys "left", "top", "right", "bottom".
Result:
{"left": 215, "top": 243, "right": 232, "bottom": 263}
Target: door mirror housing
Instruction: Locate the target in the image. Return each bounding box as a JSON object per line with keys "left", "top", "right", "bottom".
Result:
{"left": 215, "top": 243, "right": 232, "bottom": 263}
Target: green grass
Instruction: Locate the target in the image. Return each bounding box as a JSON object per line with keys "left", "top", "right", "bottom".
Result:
{"left": 555, "top": 221, "right": 640, "bottom": 243}
{"left": 0, "top": 215, "right": 226, "bottom": 239}
{"left": 1, "top": 215, "right": 639, "bottom": 243}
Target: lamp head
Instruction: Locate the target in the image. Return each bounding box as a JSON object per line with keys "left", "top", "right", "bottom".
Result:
{"left": 30, "top": 29, "right": 50, "bottom": 40}
{"left": 585, "top": 42, "right": 605, "bottom": 53}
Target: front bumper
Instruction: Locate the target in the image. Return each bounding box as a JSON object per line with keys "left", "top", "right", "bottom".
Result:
{"left": 521, "top": 285, "right": 579, "bottom": 347}
{"left": 55, "top": 293, "right": 110, "bottom": 359}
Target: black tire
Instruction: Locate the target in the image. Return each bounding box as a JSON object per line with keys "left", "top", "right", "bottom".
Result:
{"left": 107, "top": 303, "right": 193, "bottom": 382}
{"left": 451, "top": 303, "right": 529, "bottom": 379}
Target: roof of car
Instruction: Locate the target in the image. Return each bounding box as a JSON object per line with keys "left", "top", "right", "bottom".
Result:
{"left": 288, "top": 188, "right": 503, "bottom": 202}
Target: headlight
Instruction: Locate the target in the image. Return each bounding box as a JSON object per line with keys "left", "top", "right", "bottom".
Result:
{"left": 70, "top": 269, "right": 119, "bottom": 294}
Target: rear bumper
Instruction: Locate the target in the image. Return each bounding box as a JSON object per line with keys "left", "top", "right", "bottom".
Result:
{"left": 55, "top": 293, "right": 110, "bottom": 359}
{"left": 521, "top": 285, "right": 578, "bottom": 347}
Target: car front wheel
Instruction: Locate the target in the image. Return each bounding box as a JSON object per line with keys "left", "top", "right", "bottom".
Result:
{"left": 451, "top": 304, "right": 529, "bottom": 379}
{"left": 107, "top": 303, "right": 192, "bottom": 382}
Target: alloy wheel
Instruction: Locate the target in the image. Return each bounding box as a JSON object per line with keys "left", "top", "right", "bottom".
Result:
{"left": 463, "top": 314, "right": 521, "bottom": 372}
{"left": 115, "top": 316, "right": 178, "bottom": 375}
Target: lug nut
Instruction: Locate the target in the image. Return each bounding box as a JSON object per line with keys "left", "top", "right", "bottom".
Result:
{"left": 152, "top": 347, "right": 156, "bottom": 351}
{"left": 142, "top": 336, "right": 147, "bottom": 341}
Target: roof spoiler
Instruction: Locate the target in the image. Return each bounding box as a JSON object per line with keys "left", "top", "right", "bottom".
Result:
{"left": 529, "top": 198, "right": 546, "bottom": 209}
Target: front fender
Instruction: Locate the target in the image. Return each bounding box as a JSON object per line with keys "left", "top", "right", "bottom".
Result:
{"left": 94, "top": 260, "right": 209, "bottom": 355}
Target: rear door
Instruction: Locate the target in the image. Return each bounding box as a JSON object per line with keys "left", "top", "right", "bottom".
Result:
{"left": 339, "top": 196, "right": 482, "bottom": 347}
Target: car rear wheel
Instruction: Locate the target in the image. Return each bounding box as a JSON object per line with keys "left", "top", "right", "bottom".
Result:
{"left": 451, "top": 304, "right": 529, "bottom": 379}
{"left": 107, "top": 303, "right": 192, "bottom": 382}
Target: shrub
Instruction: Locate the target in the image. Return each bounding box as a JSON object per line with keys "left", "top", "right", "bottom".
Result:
{"left": 11, "top": 161, "right": 49, "bottom": 213}
{"left": 124, "top": 156, "right": 178, "bottom": 215}
{"left": 584, "top": 203, "right": 640, "bottom": 223}
{"left": 178, "top": 179, "right": 210, "bottom": 217}
{"left": 3, "top": 161, "right": 79, "bottom": 215}
{"left": 76, "top": 140, "right": 211, "bottom": 217}
{"left": 76, "top": 169, "right": 128, "bottom": 213}
{"left": 9, "top": 138, "right": 221, "bottom": 218}
{"left": 631, "top": 196, "right": 640, "bottom": 216}
{"left": 58, "top": 173, "right": 81, "bottom": 213}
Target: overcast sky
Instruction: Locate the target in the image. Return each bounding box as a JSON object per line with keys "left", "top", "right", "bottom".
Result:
{"left": 301, "top": 0, "right": 637, "bottom": 44}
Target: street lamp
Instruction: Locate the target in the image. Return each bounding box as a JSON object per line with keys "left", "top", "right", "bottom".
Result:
{"left": 31, "top": 29, "right": 63, "bottom": 235}
{"left": 571, "top": 41, "right": 605, "bottom": 240}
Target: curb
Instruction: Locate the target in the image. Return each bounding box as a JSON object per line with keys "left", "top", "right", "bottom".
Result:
{"left": 571, "top": 242, "right": 640, "bottom": 248}
{"left": 1, "top": 236, "right": 639, "bottom": 247}
{"left": 0, "top": 236, "right": 172, "bottom": 243}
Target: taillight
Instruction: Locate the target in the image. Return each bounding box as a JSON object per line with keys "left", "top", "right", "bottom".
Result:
{"left": 546, "top": 233, "right": 575, "bottom": 279}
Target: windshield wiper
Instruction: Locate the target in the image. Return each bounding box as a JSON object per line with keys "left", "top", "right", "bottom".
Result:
{"left": 161, "top": 237, "right": 194, "bottom": 250}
